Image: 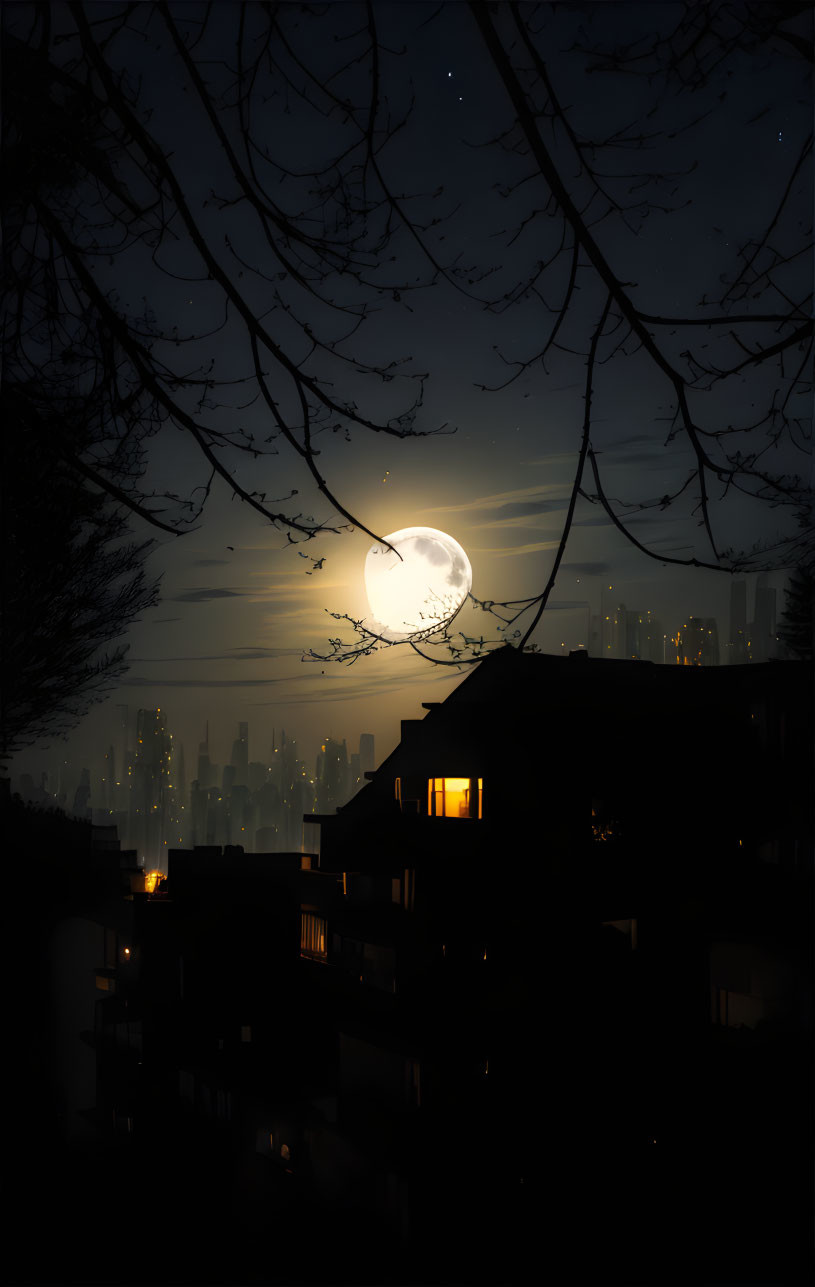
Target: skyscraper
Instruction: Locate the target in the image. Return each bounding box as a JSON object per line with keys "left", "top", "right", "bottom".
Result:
{"left": 359, "top": 733, "right": 376, "bottom": 779}
{"left": 600, "top": 587, "right": 624, "bottom": 657}
{"left": 728, "top": 580, "right": 748, "bottom": 664}
{"left": 675, "top": 617, "right": 720, "bottom": 666}
{"left": 130, "top": 708, "right": 173, "bottom": 865}
{"left": 641, "top": 609, "right": 664, "bottom": 663}
{"left": 102, "top": 745, "right": 115, "bottom": 812}
{"left": 72, "top": 767, "right": 91, "bottom": 819}
{"left": 752, "top": 575, "right": 777, "bottom": 663}
{"left": 196, "top": 723, "right": 215, "bottom": 788}
{"left": 231, "top": 721, "right": 249, "bottom": 788}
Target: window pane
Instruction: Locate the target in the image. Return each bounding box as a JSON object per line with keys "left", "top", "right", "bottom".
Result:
{"left": 426, "top": 777, "right": 483, "bottom": 819}
{"left": 300, "top": 912, "right": 328, "bottom": 959}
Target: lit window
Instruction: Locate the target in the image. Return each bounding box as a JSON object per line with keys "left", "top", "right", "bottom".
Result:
{"left": 300, "top": 912, "right": 327, "bottom": 960}
{"left": 427, "top": 777, "right": 483, "bottom": 819}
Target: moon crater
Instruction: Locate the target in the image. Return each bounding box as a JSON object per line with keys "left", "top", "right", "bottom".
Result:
{"left": 364, "top": 526, "right": 473, "bottom": 642}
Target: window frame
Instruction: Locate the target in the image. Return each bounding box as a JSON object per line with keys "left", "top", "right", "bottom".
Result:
{"left": 427, "top": 776, "right": 483, "bottom": 819}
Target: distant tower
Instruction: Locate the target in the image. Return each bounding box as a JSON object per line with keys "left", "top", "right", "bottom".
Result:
{"left": 231, "top": 721, "right": 249, "bottom": 787}
{"left": 359, "top": 733, "right": 375, "bottom": 779}
{"left": 729, "top": 580, "right": 748, "bottom": 664}
{"left": 752, "top": 575, "right": 777, "bottom": 662}
{"left": 676, "top": 617, "right": 720, "bottom": 666}
{"left": 317, "top": 737, "right": 350, "bottom": 813}
{"left": 197, "top": 722, "right": 214, "bottom": 788}
{"left": 350, "top": 752, "right": 362, "bottom": 794}
{"left": 103, "top": 745, "right": 115, "bottom": 811}
{"left": 642, "top": 610, "right": 664, "bottom": 663}
{"left": 623, "top": 608, "right": 643, "bottom": 660}
{"left": 131, "top": 708, "right": 172, "bottom": 865}
{"left": 600, "top": 586, "right": 624, "bottom": 657}
{"left": 73, "top": 768, "right": 91, "bottom": 819}
{"left": 115, "top": 704, "right": 130, "bottom": 810}
{"left": 588, "top": 613, "right": 601, "bottom": 657}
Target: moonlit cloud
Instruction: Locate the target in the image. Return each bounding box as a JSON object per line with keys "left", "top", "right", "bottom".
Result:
{"left": 256, "top": 660, "right": 459, "bottom": 707}
{"left": 562, "top": 561, "right": 613, "bottom": 576}
{"left": 127, "top": 647, "right": 303, "bottom": 663}
{"left": 423, "top": 482, "right": 569, "bottom": 515}
{"left": 469, "top": 540, "right": 560, "bottom": 557}
{"left": 545, "top": 600, "right": 595, "bottom": 610}
{"left": 169, "top": 587, "right": 248, "bottom": 603}
{"left": 573, "top": 515, "right": 616, "bottom": 527}
{"left": 473, "top": 507, "right": 565, "bottom": 530}
{"left": 120, "top": 676, "right": 301, "bottom": 688}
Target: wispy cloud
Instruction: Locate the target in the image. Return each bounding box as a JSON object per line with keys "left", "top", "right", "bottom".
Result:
{"left": 562, "top": 561, "right": 612, "bottom": 576}
{"left": 119, "top": 658, "right": 456, "bottom": 704}
{"left": 120, "top": 675, "right": 302, "bottom": 689}
{"left": 422, "top": 482, "right": 569, "bottom": 516}
{"left": 469, "top": 540, "right": 560, "bottom": 557}
{"left": 609, "top": 450, "right": 668, "bottom": 468}
{"left": 474, "top": 505, "right": 566, "bottom": 531}
{"left": 168, "top": 587, "right": 248, "bottom": 603}
{"left": 257, "top": 662, "right": 462, "bottom": 707}
{"left": 573, "top": 514, "right": 614, "bottom": 528}
{"left": 127, "top": 646, "right": 303, "bottom": 664}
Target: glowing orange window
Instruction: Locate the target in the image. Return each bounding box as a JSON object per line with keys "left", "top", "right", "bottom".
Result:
{"left": 300, "top": 912, "right": 327, "bottom": 959}
{"left": 427, "top": 777, "right": 482, "bottom": 819}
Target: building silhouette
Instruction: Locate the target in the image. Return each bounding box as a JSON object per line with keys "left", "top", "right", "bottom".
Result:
{"left": 674, "top": 615, "right": 720, "bottom": 665}
{"left": 752, "top": 573, "right": 778, "bottom": 662}
{"left": 127, "top": 708, "right": 174, "bottom": 866}
{"left": 14, "top": 650, "right": 811, "bottom": 1284}
{"left": 728, "top": 578, "right": 749, "bottom": 664}
{"left": 231, "top": 720, "right": 249, "bottom": 787}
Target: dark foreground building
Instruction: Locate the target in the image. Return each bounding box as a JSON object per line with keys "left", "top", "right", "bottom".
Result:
{"left": 7, "top": 650, "right": 814, "bottom": 1285}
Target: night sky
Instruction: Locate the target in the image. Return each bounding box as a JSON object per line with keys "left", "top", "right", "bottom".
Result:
{"left": 6, "top": 1, "right": 811, "bottom": 783}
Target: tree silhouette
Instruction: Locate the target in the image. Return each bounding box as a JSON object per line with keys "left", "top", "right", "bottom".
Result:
{"left": 2, "top": 2, "right": 438, "bottom": 547}
{"left": 3, "top": 2, "right": 812, "bottom": 678}
{"left": 1, "top": 0, "right": 436, "bottom": 750}
{"left": 777, "top": 560, "right": 815, "bottom": 661}
{"left": 0, "top": 385, "right": 158, "bottom": 759}
{"left": 311, "top": 1, "right": 813, "bottom": 664}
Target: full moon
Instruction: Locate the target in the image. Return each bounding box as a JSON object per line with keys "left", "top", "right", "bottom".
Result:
{"left": 364, "top": 527, "right": 473, "bottom": 641}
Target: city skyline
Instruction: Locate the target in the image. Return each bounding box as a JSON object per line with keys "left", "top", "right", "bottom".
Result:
{"left": 3, "top": 1, "right": 809, "bottom": 788}
{"left": 15, "top": 708, "right": 377, "bottom": 867}
{"left": 3, "top": 5, "right": 811, "bottom": 1284}
{"left": 8, "top": 643, "right": 811, "bottom": 1286}
{"left": 12, "top": 570, "right": 785, "bottom": 863}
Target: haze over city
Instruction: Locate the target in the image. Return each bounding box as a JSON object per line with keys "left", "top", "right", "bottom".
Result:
{"left": 3, "top": 3, "right": 812, "bottom": 1286}
{"left": 13, "top": 569, "right": 788, "bottom": 866}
